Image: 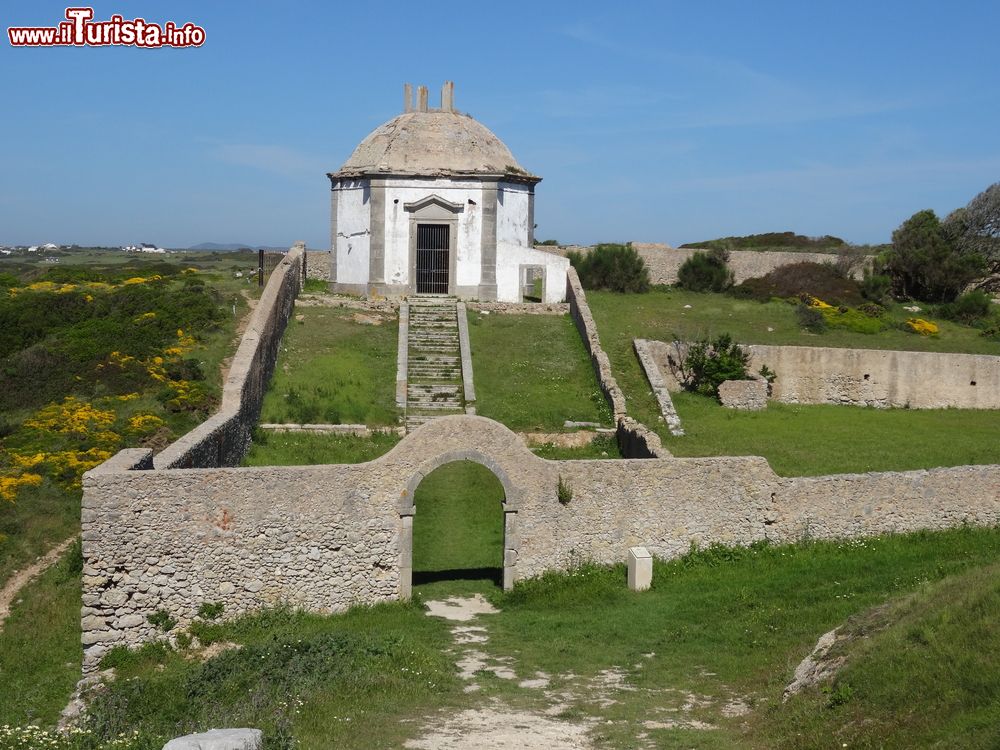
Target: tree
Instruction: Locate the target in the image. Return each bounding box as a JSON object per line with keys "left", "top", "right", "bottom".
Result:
{"left": 567, "top": 243, "right": 650, "bottom": 293}
{"left": 945, "top": 182, "right": 1000, "bottom": 291}
{"left": 882, "top": 209, "right": 983, "bottom": 302}
{"left": 676, "top": 249, "right": 734, "bottom": 292}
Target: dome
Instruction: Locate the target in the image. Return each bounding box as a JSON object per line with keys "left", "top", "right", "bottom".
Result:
{"left": 330, "top": 109, "right": 539, "bottom": 183}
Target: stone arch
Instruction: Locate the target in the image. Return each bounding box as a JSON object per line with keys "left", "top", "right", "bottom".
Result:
{"left": 398, "top": 449, "right": 521, "bottom": 598}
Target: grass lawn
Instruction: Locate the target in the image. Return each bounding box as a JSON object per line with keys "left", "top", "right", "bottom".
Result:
{"left": 665, "top": 392, "right": 1000, "bottom": 476}
{"left": 467, "top": 312, "right": 611, "bottom": 431}
{"left": 0, "top": 544, "right": 81, "bottom": 728}
{"left": 412, "top": 461, "right": 505, "bottom": 586}
{"left": 585, "top": 288, "right": 1000, "bottom": 475}
{"left": 259, "top": 305, "right": 399, "bottom": 426}
{"left": 242, "top": 431, "right": 400, "bottom": 466}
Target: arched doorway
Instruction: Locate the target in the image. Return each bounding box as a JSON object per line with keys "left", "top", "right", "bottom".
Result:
{"left": 399, "top": 456, "right": 519, "bottom": 597}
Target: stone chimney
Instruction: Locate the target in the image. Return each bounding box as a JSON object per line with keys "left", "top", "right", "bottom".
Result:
{"left": 403, "top": 83, "right": 413, "bottom": 113}
{"left": 441, "top": 81, "right": 454, "bottom": 112}
{"left": 417, "top": 85, "right": 428, "bottom": 112}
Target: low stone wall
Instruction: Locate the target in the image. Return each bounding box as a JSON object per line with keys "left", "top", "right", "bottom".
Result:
{"left": 644, "top": 339, "right": 1000, "bottom": 410}
{"left": 467, "top": 301, "right": 568, "bottom": 315}
{"left": 633, "top": 339, "right": 684, "bottom": 435}
{"left": 548, "top": 243, "right": 871, "bottom": 286}
{"left": 82, "top": 415, "right": 1000, "bottom": 672}
{"left": 745, "top": 344, "right": 1000, "bottom": 409}
{"left": 565, "top": 269, "right": 669, "bottom": 458}
{"left": 718, "top": 379, "right": 768, "bottom": 410}
{"left": 154, "top": 244, "right": 304, "bottom": 469}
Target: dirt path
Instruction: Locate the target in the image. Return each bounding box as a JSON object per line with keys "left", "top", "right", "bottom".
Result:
{"left": 408, "top": 594, "right": 751, "bottom": 749}
{"left": 0, "top": 536, "right": 75, "bottom": 633}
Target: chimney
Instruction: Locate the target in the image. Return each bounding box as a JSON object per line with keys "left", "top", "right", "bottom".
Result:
{"left": 417, "top": 85, "right": 428, "bottom": 112}
{"left": 441, "top": 81, "right": 454, "bottom": 112}
{"left": 403, "top": 83, "right": 413, "bottom": 113}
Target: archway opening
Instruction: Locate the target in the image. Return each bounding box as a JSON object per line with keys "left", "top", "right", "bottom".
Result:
{"left": 411, "top": 460, "right": 506, "bottom": 589}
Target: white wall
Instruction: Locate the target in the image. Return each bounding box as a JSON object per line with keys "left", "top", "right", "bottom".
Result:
{"left": 333, "top": 180, "right": 370, "bottom": 284}
{"left": 496, "top": 243, "right": 569, "bottom": 303}
{"left": 497, "top": 181, "right": 531, "bottom": 247}
{"left": 383, "top": 178, "right": 484, "bottom": 289}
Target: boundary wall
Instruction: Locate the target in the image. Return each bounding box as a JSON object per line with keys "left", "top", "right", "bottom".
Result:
{"left": 546, "top": 243, "right": 872, "bottom": 286}
{"left": 564, "top": 267, "right": 668, "bottom": 458}
{"left": 82, "top": 415, "right": 1000, "bottom": 673}
{"left": 154, "top": 244, "right": 304, "bottom": 469}
{"left": 642, "top": 340, "right": 1000, "bottom": 410}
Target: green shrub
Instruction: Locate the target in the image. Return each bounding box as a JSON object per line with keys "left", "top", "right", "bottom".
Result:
{"left": 568, "top": 243, "right": 650, "bottom": 293}
{"left": 147, "top": 610, "right": 176, "bottom": 632}
{"left": 197, "top": 601, "right": 224, "bottom": 620}
{"left": 796, "top": 304, "right": 827, "bottom": 332}
{"left": 677, "top": 249, "right": 734, "bottom": 292}
{"left": 557, "top": 475, "right": 573, "bottom": 505}
{"left": 665, "top": 333, "right": 751, "bottom": 398}
{"left": 732, "top": 262, "right": 864, "bottom": 305}
{"left": 860, "top": 270, "right": 892, "bottom": 303}
{"left": 937, "top": 290, "right": 993, "bottom": 324}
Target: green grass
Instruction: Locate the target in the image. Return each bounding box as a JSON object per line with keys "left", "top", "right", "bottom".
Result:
{"left": 0, "top": 544, "right": 81, "bottom": 727}
{"left": 412, "top": 461, "right": 505, "bottom": 583}
{"left": 483, "top": 526, "right": 1000, "bottom": 749}
{"left": 529, "top": 433, "right": 621, "bottom": 460}
{"left": 664, "top": 392, "right": 1000, "bottom": 476}
{"left": 467, "top": 312, "right": 611, "bottom": 431}
{"left": 83, "top": 603, "right": 463, "bottom": 750}
{"left": 259, "top": 305, "right": 399, "bottom": 426}
{"left": 242, "top": 431, "right": 400, "bottom": 466}
{"left": 585, "top": 288, "right": 1000, "bottom": 474}
{"left": 755, "top": 561, "right": 1000, "bottom": 749}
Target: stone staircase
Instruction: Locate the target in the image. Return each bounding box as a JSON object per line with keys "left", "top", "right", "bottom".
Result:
{"left": 406, "top": 298, "right": 466, "bottom": 431}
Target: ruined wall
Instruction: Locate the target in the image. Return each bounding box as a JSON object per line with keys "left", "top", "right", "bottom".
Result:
{"left": 83, "top": 415, "right": 1000, "bottom": 672}
{"left": 304, "top": 250, "right": 331, "bottom": 281}
{"left": 644, "top": 340, "right": 1000, "bottom": 410}
{"left": 549, "top": 243, "right": 871, "bottom": 285}
{"left": 744, "top": 344, "right": 1000, "bottom": 409}
{"left": 153, "top": 244, "right": 303, "bottom": 469}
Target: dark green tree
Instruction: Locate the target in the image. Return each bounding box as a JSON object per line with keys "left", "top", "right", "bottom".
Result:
{"left": 677, "top": 249, "right": 734, "bottom": 292}
{"left": 882, "top": 209, "right": 983, "bottom": 302}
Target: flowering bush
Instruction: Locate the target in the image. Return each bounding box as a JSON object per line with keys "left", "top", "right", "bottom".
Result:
{"left": 0, "top": 724, "right": 157, "bottom": 749}
{"left": 907, "top": 318, "right": 940, "bottom": 336}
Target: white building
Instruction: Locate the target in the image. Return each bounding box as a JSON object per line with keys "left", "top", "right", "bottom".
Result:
{"left": 327, "top": 82, "right": 568, "bottom": 303}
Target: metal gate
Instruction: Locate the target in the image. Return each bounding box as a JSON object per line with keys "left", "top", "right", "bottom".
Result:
{"left": 416, "top": 224, "right": 449, "bottom": 294}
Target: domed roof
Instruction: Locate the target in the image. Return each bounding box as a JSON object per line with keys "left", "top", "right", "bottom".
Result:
{"left": 330, "top": 109, "right": 539, "bottom": 183}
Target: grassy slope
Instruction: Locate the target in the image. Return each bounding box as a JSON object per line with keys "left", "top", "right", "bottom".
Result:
{"left": 258, "top": 305, "right": 398, "bottom": 426}
{"left": 87, "top": 604, "right": 462, "bottom": 750}
{"left": 0, "top": 549, "right": 81, "bottom": 727}
{"left": 467, "top": 312, "right": 611, "bottom": 431}
{"left": 757, "top": 561, "right": 1000, "bottom": 749}
{"left": 587, "top": 288, "right": 1000, "bottom": 474}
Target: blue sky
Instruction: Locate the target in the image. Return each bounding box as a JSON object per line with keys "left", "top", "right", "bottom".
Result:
{"left": 1, "top": 0, "right": 998, "bottom": 248}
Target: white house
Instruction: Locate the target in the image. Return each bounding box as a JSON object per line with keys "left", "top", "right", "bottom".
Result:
{"left": 327, "top": 82, "right": 568, "bottom": 303}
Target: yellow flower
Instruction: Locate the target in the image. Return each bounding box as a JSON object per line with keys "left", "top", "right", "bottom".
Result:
{"left": 122, "top": 277, "right": 147, "bottom": 285}
{"left": 117, "top": 392, "right": 140, "bottom": 401}
{"left": 0, "top": 473, "right": 42, "bottom": 503}
{"left": 907, "top": 318, "right": 939, "bottom": 335}
{"left": 128, "top": 414, "right": 165, "bottom": 433}
{"left": 133, "top": 311, "right": 157, "bottom": 323}
{"left": 808, "top": 296, "right": 834, "bottom": 310}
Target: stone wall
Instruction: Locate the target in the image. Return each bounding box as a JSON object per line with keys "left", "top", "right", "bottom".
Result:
{"left": 633, "top": 339, "right": 684, "bottom": 435}
{"left": 82, "top": 414, "right": 1000, "bottom": 672}
{"left": 153, "top": 244, "right": 304, "bottom": 469}
{"left": 745, "top": 344, "right": 1000, "bottom": 409}
{"left": 548, "top": 243, "right": 871, "bottom": 286}
{"left": 718, "top": 379, "right": 768, "bottom": 410}
{"left": 304, "top": 250, "right": 331, "bottom": 281}
{"left": 644, "top": 339, "right": 1000, "bottom": 410}
{"left": 564, "top": 268, "right": 669, "bottom": 458}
